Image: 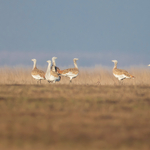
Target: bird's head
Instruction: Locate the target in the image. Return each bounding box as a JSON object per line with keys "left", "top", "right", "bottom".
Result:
{"left": 112, "top": 60, "right": 118, "bottom": 63}
{"left": 73, "top": 58, "right": 79, "bottom": 61}
{"left": 47, "top": 60, "right": 51, "bottom": 64}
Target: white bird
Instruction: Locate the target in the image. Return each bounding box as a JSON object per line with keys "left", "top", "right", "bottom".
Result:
{"left": 57, "top": 58, "right": 79, "bottom": 83}
{"left": 45, "top": 60, "right": 61, "bottom": 83}
{"left": 31, "top": 59, "right": 45, "bottom": 84}
{"left": 112, "top": 60, "right": 135, "bottom": 81}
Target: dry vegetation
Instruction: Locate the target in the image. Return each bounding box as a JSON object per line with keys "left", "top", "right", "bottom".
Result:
{"left": 0, "top": 66, "right": 150, "bottom": 85}
{"left": 0, "top": 67, "right": 150, "bottom": 150}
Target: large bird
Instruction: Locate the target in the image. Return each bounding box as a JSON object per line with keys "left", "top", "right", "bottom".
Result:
{"left": 57, "top": 58, "right": 79, "bottom": 83}
{"left": 45, "top": 60, "right": 61, "bottom": 83}
{"left": 112, "top": 60, "right": 135, "bottom": 81}
{"left": 31, "top": 59, "right": 45, "bottom": 84}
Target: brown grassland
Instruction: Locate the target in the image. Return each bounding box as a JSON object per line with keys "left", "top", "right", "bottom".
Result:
{"left": 0, "top": 67, "right": 150, "bottom": 150}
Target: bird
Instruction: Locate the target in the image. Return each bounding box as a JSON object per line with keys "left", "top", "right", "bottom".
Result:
{"left": 45, "top": 60, "right": 61, "bottom": 83}
{"left": 51, "top": 57, "right": 60, "bottom": 73}
{"left": 57, "top": 58, "right": 79, "bottom": 83}
{"left": 112, "top": 60, "right": 135, "bottom": 81}
{"left": 31, "top": 59, "right": 45, "bottom": 84}
{"left": 148, "top": 64, "right": 150, "bottom": 67}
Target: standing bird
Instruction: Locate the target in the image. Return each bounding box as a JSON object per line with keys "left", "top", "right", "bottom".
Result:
{"left": 45, "top": 60, "right": 61, "bottom": 83}
{"left": 51, "top": 57, "right": 60, "bottom": 73}
{"left": 57, "top": 58, "right": 79, "bottom": 83}
{"left": 31, "top": 59, "right": 45, "bottom": 84}
{"left": 112, "top": 60, "right": 135, "bottom": 81}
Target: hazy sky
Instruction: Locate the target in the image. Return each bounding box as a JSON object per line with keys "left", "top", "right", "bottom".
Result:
{"left": 0, "top": 0, "right": 150, "bottom": 67}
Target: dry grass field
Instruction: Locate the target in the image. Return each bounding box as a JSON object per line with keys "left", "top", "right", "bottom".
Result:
{"left": 0, "top": 67, "right": 150, "bottom": 150}
{"left": 0, "top": 66, "right": 150, "bottom": 85}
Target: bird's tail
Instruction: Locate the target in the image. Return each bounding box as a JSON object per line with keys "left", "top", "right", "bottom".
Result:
{"left": 57, "top": 69, "right": 64, "bottom": 75}
{"left": 130, "top": 75, "right": 135, "bottom": 79}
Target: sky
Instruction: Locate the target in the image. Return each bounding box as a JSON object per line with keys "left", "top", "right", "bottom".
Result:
{"left": 0, "top": 0, "right": 150, "bottom": 68}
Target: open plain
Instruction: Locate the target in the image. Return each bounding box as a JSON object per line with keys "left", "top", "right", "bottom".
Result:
{"left": 0, "top": 67, "right": 150, "bottom": 150}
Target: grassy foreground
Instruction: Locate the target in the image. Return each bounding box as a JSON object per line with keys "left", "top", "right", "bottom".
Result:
{"left": 0, "top": 84, "right": 150, "bottom": 150}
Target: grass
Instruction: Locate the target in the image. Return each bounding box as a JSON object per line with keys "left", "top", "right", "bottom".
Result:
{"left": 0, "top": 66, "right": 150, "bottom": 85}
{"left": 0, "top": 67, "right": 150, "bottom": 149}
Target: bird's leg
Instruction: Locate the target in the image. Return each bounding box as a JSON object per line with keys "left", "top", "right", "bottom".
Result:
{"left": 121, "top": 80, "right": 124, "bottom": 85}
{"left": 118, "top": 80, "right": 123, "bottom": 85}
{"left": 69, "top": 77, "right": 73, "bottom": 83}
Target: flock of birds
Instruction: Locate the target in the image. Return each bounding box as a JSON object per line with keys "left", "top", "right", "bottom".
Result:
{"left": 31, "top": 57, "right": 150, "bottom": 84}
{"left": 31, "top": 57, "right": 79, "bottom": 83}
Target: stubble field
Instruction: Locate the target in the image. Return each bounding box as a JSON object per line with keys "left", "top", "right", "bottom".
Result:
{"left": 0, "top": 67, "right": 150, "bottom": 150}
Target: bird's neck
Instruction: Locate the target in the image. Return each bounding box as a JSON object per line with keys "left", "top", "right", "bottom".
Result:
{"left": 47, "top": 63, "right": 51, "bottom": 72}
{"left": 45, "top": 63, "right": 51, "bottom": 78}
{"left": 52, "top": 60, "right": 56, "bottom": 67}
{"left": 52, "top": 60, "right": 56, "bottom": 72}
{"left": 52, "top": 66, "right": 56, "bottom": 72}
{"left": 113, "top": 62, "right": 117, "bottom": 69}
{"left": 74, "top": 61, "right": 78, "bottom": 69}
{"left": 33, "top": 61, "right": 36, "bottom": 70}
